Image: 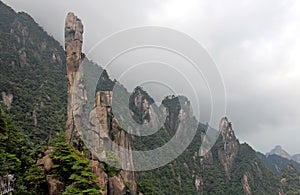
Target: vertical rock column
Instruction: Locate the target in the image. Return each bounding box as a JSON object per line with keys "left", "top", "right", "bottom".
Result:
{"left": 65, "top": 12, "right": 84, "bottom": 143}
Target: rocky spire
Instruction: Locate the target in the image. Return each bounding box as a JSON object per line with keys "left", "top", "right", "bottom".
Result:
{"left": 218, "top": 117, "right": 239, "bottom": 179}
{"left": 65, "top": 12, "right": 84, "bottom": 143}
{"left": 64, "top": 13, "right": 137, "bottom": 194}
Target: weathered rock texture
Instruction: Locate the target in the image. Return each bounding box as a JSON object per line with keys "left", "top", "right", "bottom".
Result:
{"left": 128, "top": 87, "right": 165, "bottom": 137}
{"left": 109, "top": 176, "right": 126, "bottom": 195}
{"left": 64, "top": 12, "right": 136, "bottom": 194}
{"left": 241, "top": 172, "right": 253, "bottom": 195}
{"left": 218, "top": 117, "right": 239, "bottom": 179}
{"left": 1, "top": 91, "right": 13, "bottom": 109}
{"left": 65, "top": 12, "right": 84, "bottom": 144}
{"left": 89, "top": 158, "right": 108, "bottom": 195}
{"left": 37, "top": 147, "right": 64, "bottom": 195}
{"left": 132, "top": 88, "right": 151, "bottom": 124}
{"left": 37, "top": 147, "right": 54, "bottom": 173}
{"left": 88, "top": 91, "right": 137, "bottom": 194}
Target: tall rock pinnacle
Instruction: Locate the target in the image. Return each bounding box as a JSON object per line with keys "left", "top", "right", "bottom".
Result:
{"left": 64, "top": 13, "right": 136, "bottom": 194}
{"left": 65, "top": 12, "right": 84, "bottom": 143}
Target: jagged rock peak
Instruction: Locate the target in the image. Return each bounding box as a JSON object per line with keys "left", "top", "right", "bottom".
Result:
{"left": 65, "top": 12, "right": 83, "bottom": 74}
{"left": 268, "top": 145, "right": 291, "bottom": 160}
{"left": 129, "top": 86, "right": 155, "bottom": 124}
{"left": 65, "top": 12, "right": 83, "bottom": 42}
{"left": 132, "top": 86, "right": 154, "bottom": 103}
{"left": 217, "top": 117, "right": 239, "bottom": 179}
{"left": 219, "top": 117, "right": 235, "bottom": 139}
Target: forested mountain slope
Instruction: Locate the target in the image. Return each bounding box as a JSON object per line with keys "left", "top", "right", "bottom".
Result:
{"left": 0, "top": 1, "right": 299, "bottom": 194}
{"left": 0, "top": 0, "right": 67, "bottom": 144}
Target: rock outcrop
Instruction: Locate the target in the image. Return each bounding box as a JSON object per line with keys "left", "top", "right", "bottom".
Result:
{"left": 37, "top": 147, "right": 64, "bottom": 195}
{"left": 88, "top": 90, "right": 137, "bottom": 194}
{"left": 108, "top": 176, "right": 126, "bottom": 195}
{"left": 65, "top": 12, "right": 84, "bottom": 144}
{"left": 241, "top": 172, "right": 252, "bottom": 195}
{"left": 64, "top": 12, "right": 136, "bottom": 194}
{"left": 130, "top": 87, "right": 152, "bottom": 124}
{"left": 1, "top": 91, "right": 13, "bottom": 109}
{"left": 280, "top": 164, "right": 300, "bottom": 194}
{"left": 89, "top": 158, "right": 108, "bottom": 195}
{"left": 218, "top": 117, "right": 239, "bottom": 179}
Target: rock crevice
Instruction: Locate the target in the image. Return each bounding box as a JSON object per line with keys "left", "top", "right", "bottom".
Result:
{"left": 65, "top": 12, "right": 84, "bottom": 144}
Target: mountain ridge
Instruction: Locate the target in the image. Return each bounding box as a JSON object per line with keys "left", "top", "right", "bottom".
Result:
{"left": 1, "top": 1, "right": 300, "bottom": 194}
{"left": 267, "top": 145, "right": 300, "bottom": 164}
{"left": 0, "top": 0, "right": 67, "bottom": 144}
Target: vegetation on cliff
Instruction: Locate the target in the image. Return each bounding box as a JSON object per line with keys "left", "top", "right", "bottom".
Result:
{"left": 0, "top": 1, "right": 299, "bottom": 194}
{"left": 0, "top": 104, "right": 36, "bottom": 194}
{"left": 0, "top": 1, "right": 67, "bottom": 145}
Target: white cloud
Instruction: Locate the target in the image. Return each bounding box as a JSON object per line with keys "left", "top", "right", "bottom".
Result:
{"left": 148, "top": 0, "right": 200, "bottom": 25}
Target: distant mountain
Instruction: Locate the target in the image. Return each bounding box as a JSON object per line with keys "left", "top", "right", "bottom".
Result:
{"left": 292, "top": 154, "right": 300, "bottom": 164}
{"left": 266, "top": 145, "right": 300, "bottom": 164}
{"left": 132, "top": 91, "right": 280, "bottom": 194}
{"left": 267, "top": 145, "right": 291, "bottom": 160}
{"left": 1, "top": 0, "right": 300, "bottom": 194}
{"left": 257, "top": 152, "right": 300, "bottom": 175}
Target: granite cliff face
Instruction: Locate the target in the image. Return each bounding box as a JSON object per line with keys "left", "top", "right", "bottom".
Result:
{"left": 241, "top": 172, "right": 252, "bottom": 195}
{"left": 129, "top": 87, "right": 152, "bottom": 125}
{"left": 65, "top": 12, "right": 85, "bottom": 144}
{"left": 217, "top": 117, "right": 239, "bottom": 179}
{"left": 88, "top": 90, "right": 137, "bottom": 194}
{"left": 65, "top": 12, "right": 136, "bottom": 194}
{"left": 1, "top": 1, "right": 299, "bottom": 194}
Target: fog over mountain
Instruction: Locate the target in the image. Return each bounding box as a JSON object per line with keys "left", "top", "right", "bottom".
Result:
{"left": 3, "top": 0, "right": 300, "bottom": 154}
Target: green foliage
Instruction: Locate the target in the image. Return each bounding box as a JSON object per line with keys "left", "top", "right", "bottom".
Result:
{"left": 133, "top": 111, "right": 282, "bottom": 194}
{"left": 24, "top": 164, "right": 48, "bottom": 194}
{"left": 105, "top": 152, "right": 121, "bottom": 177}
{"left": 1, "top": 2, "right": 299, "bottom": 195}
{"left": 161, "top": 95, "right": 181, "bottom": 119}
{"left": 124, "top": 181, "right": 131, "bottom": 193}
{"left": 0, "top": 1, "right": 16, "bottom": 32}
{"left": 229, "top": 143, "right": 279, "bottom": 194}
{"left": 51, "top": 132, "right": 102, "bottom": 194}
{"left": 257, "top": 152, "right": 300, "bottom": 175}
{"left": 129, "top": 86, "right": 154, "bottom": 124}
{"left": 132, "top": 98, "right": 200, "bottom": 195}
{"left": 63, "top": 159, "right": 102, "bottom": 195}
{"left": 96, "top": 69, "right": 116, "bottom": 92}
{"left": 137, "top": 180, "right": 156, "bottom": 194}
{"left": 0, "top": 1, "right": 67, "bottom": 145}
{"left": 280, "top": 164, "right": 300, "bottom": 194}
{"left": 0, "top": 104, "right": 38, "bottom": 194}
{"left": 51, "top": 133, "right": 79, "bottom": 182}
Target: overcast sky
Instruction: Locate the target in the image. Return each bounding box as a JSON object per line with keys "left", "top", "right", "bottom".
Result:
{"left": 3, "top": 0, "right": 300, "bottom": 154}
